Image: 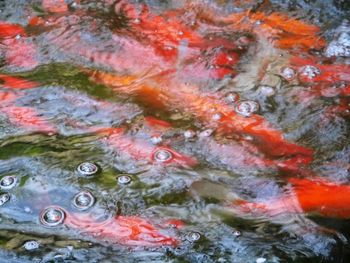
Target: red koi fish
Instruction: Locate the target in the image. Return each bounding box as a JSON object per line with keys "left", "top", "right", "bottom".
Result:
{"left": 86, "top": 69, "right": 313, "bottom": 161}
{"left": 0, "top": 22, "right": 25, "bottom": 38}
{"left": 234, "top": 177, "right": 350, "bottom": 219}
{"left": 0, "top": 89, "right": 56, "bottom": 133}
{"left": 198, "top": 10, "right": 326, "bottom": 51}
{"left": 0, "top": 105, "right": 56, "bottom": 133}
{"left": 63, "top": 210, "right": 179, "bottom": 247}
{"left": 0, "top": 22, "right": 39, "bottom": 69}
{"left": 95, "top": 127, "right": 197, "bottom": 167}
{"left": 0, "top": 74, "right": 39, "bottom": 89}
{"left": 114, "top": 1, "right": 218, "bottom": 54}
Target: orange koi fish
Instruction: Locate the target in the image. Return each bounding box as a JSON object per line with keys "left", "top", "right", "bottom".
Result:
{"left": 133, "top": 115, "right": 311, "bottom": 173}
{"left": 113, "top": 1, "right": 242, "bottom": 78}
{"left": 114, "top": 1, "right": 211, "bottom": 53}
{"left": 95, "top": 127, "right": 197, "bottom": 167}
{"left": 63, "top": 210, "right": 180, "bottom": 247}
{"left": 86, "top": 69, "right": 313, "bottom": 161}
{"left": 234, "top": 177, "right": 350, "bottom": 219}
{"left": 198, "top": 9, "right": 326, "bottom": 51}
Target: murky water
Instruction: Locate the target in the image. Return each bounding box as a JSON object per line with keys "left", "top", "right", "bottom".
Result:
{"left": 0, "top": 0, "right": 350, "bottom": 262}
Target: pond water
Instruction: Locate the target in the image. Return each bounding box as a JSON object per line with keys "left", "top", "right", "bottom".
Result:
{"left": 0, "top": 0, "right": 350, "bottom": 262}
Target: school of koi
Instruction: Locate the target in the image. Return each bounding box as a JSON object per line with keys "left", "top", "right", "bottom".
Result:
{"left": 0, "top": 0, "right": 350, "bottom": 262}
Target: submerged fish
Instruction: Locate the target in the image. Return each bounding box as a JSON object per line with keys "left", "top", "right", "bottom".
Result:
{"left": 0, "top": 78, "right": 56, "bottom": 133}
{"left": 197, "top": 8, "right": 326, "bottom": 51}
{"left": 233, "top": 177, "right": 350, "bottom": 219}
{"left": 0, "top": 74, "right": 39, "bottom": 89}
{"left": 86, "top": 69, "right": 313, "bottom": 162}
{"left": 289, "top": 56, "right": 350, "bottom": 84}
{"left": 65, "top": 211, "right": 180, "bottom": 247}
{"left": 0, "top": 22, "right": 39, "bottom": 69}
{"left": 95, "top": 127, "right": 197, "bottom": 168}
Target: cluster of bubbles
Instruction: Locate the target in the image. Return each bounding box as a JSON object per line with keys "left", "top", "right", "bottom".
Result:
{"left": 36, "top": 161, "right": 208, "bottom": 249}
{"left": 0, "top": 176, "right": 17, "bottom": 207}
{"left": 281, "top": 65, "right": 322, "bottom": 81}
{"left": 39, "top": 162, "right": 100, "bottom": 227}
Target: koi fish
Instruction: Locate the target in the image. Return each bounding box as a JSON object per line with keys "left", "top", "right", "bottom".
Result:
{"left": 289, "top": 56, "right": 350, "bottom": 84}
{"left": 113, "top": 1, "right": 242, "bottom": 78}
{"left": 132, "top": 116, "right": 310, "bottom": 173}
{"left": 234, "top": 177, "right": 350, "bottom": 219}
{"left": 0, "top": 22, "right": 25, "bottom": 38}
{"left": 184, "top": 134, "right": 313, "bottom": 175}
{"left": 62, "top": 209, "right": 179, "bottom": 247}
{"left": 0, "top": 105, "right": 57, "bottom": 133}
{"left": 280, "top": 56, "right": 350, "bottom": 101}
{"left": 198, "top": 9, "right": 326, "bottom": 51}
{"left": 32, "top": 1, "right": 241, "bottom": 82}
{"left": 0, "top": 74, "right": 39, "bottom": 89}
{"left": 95, "top": 127, "right": 197, "bottom": 167}
{"left": 0, "top": 89, "right": 56, "bottom": 133}
{"left": 0, "top": 22, "right": 39, "bottom": 69}
{"left": 86, "top": 69, "right": 313, "bottom": 161}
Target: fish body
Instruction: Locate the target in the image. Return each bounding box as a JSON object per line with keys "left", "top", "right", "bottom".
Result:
{"left": 95, "top": 127, "right": 197, "bottom": 167}
{"left": 289, "top": 56, "right": 350, "bottom": 84}
{"left": 0, "top": 77, "right": 56, "bottom": 133}
{"left": 199, "top": 10, "right": 326, "bottom": 51}
{"left": 0, "top": 22, "right": 39, "bottom": 69}
{"left": 62, "top": 209, "right": 180, "bottom": 247}
{"left": 87, "top": 69, "right": 313, "bottom": 161}
{"left": 234, "top": 177, "right": 350, "bottom": 219}
{"left": 0, "top": 74, "right": 39, "bottom": 89}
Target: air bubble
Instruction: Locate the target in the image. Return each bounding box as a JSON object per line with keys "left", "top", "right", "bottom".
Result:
{"left": 0, "top": 193, "right": 10, "bottom": 206}
{"left": 40, "top": 206, "right": 65, "bottom": 227}
{"left": 72, "top": 190, "right": 95, "bottom": 211}
{"left": 186, "top": 232, "right": 201, "bottom": 242}
{"left": 298, "top": 65, "right": 321, "bottom": 79}
{"left": 117, "top": 175, "right": 132, "bottom": 185}
{"left": 23, "top": 240, "right": 40, "bottom": 251}
{"left": 281, "top": 67, "right": 296, "bottom": 80}
{"left": 234, "top": 100, "right": 259, "bottom": 117}
{"left": 0, "top": 176, "right": 17, "bottom": 190}
{"left": 225, "top": 92, "right": 240, "bottom": 103}
{"left": 153, "top": 149, "right": 173, "bottom": 163}
{"left": 77, "top": 162, "right": 99, "bottom": 176}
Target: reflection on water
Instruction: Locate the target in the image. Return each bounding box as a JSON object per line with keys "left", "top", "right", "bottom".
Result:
{"left": 0, "top": 0, "right": 350, "bottom": 262}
